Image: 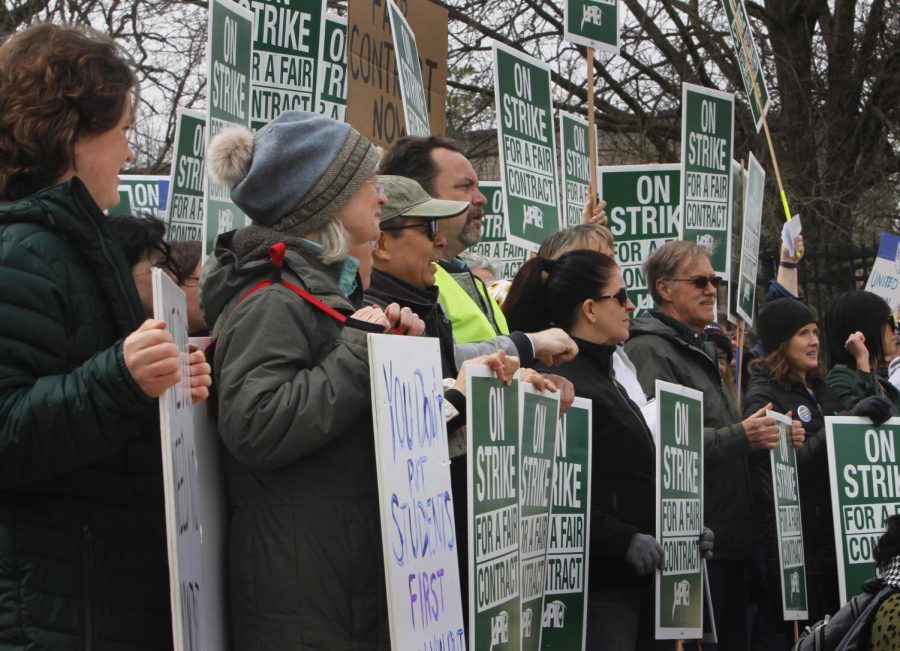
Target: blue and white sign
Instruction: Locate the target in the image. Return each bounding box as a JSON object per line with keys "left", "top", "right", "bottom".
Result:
{"left": 864, "top": 232, "right": 900, "bottom": 313}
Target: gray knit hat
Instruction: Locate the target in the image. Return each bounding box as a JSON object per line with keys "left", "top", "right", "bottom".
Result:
{"left": 206, "top": 111, "right": 380, "bottom": 235}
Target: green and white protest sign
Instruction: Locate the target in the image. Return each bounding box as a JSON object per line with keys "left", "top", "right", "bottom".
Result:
{"left": 248, "top": 0, "right": 325, "bottom": 130}
{"left": 769, "top": 410, "right": 808, "bottom": 620}
{"left": 468, "top": 182, "right": 528, "bottom": 280}
{"left": 598, "top": 164, "right": 681, "bottom": 314}
{"left": 721, "top": 0, "right": 770, "bottom": 132}
{"left": 559, "top": 112, "right": 595, "bottom": 228}
{"left": 826, "top": 416, "right": 900, "bottom": 603}
{"left": 540, "top": 397, "right": 592, "bottom": 651}
{"left": 519, "top": 382, "right": 560, "bottom": 651}
{"left": 735, "top": 153, "right": 765, "bottom": 325}
{"left": 315, "top": 13, "right": 347, "bottom": 121}
{"left": 468, "top": 366, "right": 521, "bottom": 651}
{"left": 655, "top": 380, "right": 704, "bottom": 640}
{"left": 493, "top": 41, "right": 561, "bottom": 253}
{"left": 368, "top": 334, "right": 466, "bottom": 649}
{"left": 205, "top": 0, "right": 252, "bottom": 258}
{"left": 167, "top": 109, "right": 205, "bottom": 242}
{"left": 387, "top": 0, "right": 431, "bottom": 137}
{"left": 563, "top": 0, "right": 620, "bottom": 55}
{"left": 680, "top": 83, "right": 734, "bottom": 280}
{"left": 109, "top": 175, "right": 169, "bottom": 219}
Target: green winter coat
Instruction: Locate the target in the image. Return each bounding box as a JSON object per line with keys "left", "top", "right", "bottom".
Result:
{"left": 0, "top": 180, "right": 172, "bottom": 650}
{"left": 826, "top": 364, "right": 900, "bottom": 415}
{"left": 201, "top": 226, "right": 389, "bottom": 650}
{"left": 625, "top": 310, "right": 754, "bottom": 559}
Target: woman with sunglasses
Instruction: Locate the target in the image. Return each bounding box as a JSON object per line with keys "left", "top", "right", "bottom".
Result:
{"left": 823, "top": 290, "right": 900, "bottom": 416}
{"left": 503, "top": 250, "right": 711, "bottom": 649}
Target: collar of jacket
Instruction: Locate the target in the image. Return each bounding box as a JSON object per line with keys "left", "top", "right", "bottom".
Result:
{"left": 631, "top": 310, "right": 718, "bottom": 365}
{"left": 0, "top": 178, "right": 146, "bottom": 334}
{"left": 568, "top": 336, "right": 617, "bottom": 374}
{"left": 366, "top": 269, "right": 441, "bottom": 318}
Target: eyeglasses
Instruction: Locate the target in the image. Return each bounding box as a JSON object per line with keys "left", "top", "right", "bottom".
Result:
{"left": 367, "top": 179, "right": 386, "bottom": 198}
{"left": 597, "top": 286, "right": 630, "bottom": 307}
{"left": 665, "top": 275, "right": 724, "bottom": 289}
{"left": 381, "top": 220, "right": 439, "bottom": 241}
{"left": 888, "top": 315, "right": 899, "bottom": 333}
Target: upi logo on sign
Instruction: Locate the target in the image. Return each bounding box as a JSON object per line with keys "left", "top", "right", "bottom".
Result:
{"left": 521, "top": 607, "right": 533, "bottom": 638}
{"left": 523, "top": 205, "right": 543, "bottom": 230}
{"left": 542, "top": 600, "right": 566, "bottom": 628}
{"left": 581, "top": 4, "right": 602, "bottom": 29}
{"left": 672, "top": 580, "right": 691, "bottom": 618}
{"left": 490, "top": 611, "right": 509, "bottom": 648}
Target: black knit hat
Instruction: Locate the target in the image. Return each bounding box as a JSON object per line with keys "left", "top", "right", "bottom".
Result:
{"left": 757, "top": 298, "right": 817, "bottom": 356}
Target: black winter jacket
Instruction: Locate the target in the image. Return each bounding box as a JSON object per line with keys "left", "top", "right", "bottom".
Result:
{"left": 540, "top": 338, "right": 657, "bottom": 590}
{"left": 742, "top": 368, "right": 844, "bottom": 621}
{"left": 0, "top": 180, "right": 171, "bottom": 650}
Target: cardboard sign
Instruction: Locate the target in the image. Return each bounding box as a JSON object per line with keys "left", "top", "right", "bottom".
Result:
{"left": 109, "top": 175, "right": 169, "bottom": 219}
{"left": 247, "top": 0, "right": 325, "bottom": 130}
{"left": 386, "top": 0, "right": 431, "bottom": 136}
{"left": 519, "top": 382, "right": 560, "bottom": 651}
{"left": 655, "top": 380, "right": 704, "bottom": 640}
{"left": 563, "top": 0, "right": 620, "bottom": 54}
{"left": 347, "top": 0, "right": 447, "bottom": 148}
{"left": 205, "top": 0, "right": 253, "bottom": 258}
{"left": 864, "top": 232, "right": 900, "bottom": 313}
{"left": 467, "top": 182, "right": 529, "bottom": 281}
{"left": 826, "top": 416, "right": 900, "bottom": 603}
{"left": 679, "top": 83, "right": 735, "bottom": 280}
{"left": 540, "top": 397, "right": 592, "bottom": 651}
{"left": 367, "top": 334, "right": 466, "bottom": 649}
{"left": 598, "top": 164, "right": 681, "bottom": 314}
{"left": 559, "top": 112, "right": 595, "bottom": 229}
{"left": 468, "top": 366, "right": 521, "bottom": 651}
{"left": 720, "top": 0, "right": 770, "bottom": 132}
{"left": 493, "top": 41, "right": 561, "bottom": 253}
{"left": 735, "top": 153, "right": 765, "bottom": 325}
{"left": 769, "top": 410, "right": 809, "bottom": 620}
{"left": 153, "top": 275, "right": 229, "bottom": 651}
{"left": 167, "top": 109, "right": 206, "bottom": 242}
{"left": 316, "top": 13, "right": 348, "bottom": 121}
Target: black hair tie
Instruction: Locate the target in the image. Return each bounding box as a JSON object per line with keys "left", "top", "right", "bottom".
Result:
{"left": 540, "top": 257, "right": 555, "bottom": 274}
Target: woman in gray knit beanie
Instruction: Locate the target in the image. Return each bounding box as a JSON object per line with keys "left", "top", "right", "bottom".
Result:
{"left": 201, "top": 111, "right": 422, "bottom": 649}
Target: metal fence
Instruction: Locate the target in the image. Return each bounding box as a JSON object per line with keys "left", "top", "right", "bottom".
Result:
{"left": 757, "top": 240, "right": 879, "bottom": 315}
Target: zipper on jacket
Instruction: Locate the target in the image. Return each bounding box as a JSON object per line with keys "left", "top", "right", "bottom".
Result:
{"left": 81, "top": 524, "right": 94, "bottom": 651}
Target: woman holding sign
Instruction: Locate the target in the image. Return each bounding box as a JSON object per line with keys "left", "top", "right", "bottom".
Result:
{"left": 0, "top": 24, "right": 199, "bottom": 650}
{"left": 504, "top": 250, "right": 712, "bottom": 649}
{"left": 743, "top": 298, "right": 892, "bottom": 638}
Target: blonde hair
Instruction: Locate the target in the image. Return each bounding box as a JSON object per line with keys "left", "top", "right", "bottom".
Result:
{"left": 538, "top": 224, "right": 614, "bottom": 260}
{"left": 309, "top": 218, "right": 349, "bottom": 264}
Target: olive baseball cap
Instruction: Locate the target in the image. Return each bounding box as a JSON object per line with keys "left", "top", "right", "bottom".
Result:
{"left": 378, "top": 174, "right": 469, "bottom": 224}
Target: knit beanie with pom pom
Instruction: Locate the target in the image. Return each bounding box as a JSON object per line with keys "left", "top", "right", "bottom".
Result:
{"left": 205, "top": 111, "right": 380, "bottom": 235}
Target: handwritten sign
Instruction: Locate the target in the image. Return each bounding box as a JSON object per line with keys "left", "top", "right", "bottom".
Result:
{"left": 368, "top": 334, "right": 466, "bottom": 649}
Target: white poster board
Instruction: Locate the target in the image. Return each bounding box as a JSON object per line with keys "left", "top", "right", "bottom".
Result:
{"left": 153, "top": 272, "right": 229, "bottom": 650}
{"left": 368, "top": 334, "right": 466, "bottom": 648}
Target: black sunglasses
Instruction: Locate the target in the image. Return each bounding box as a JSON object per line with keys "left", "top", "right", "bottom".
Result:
{"left": 381, "top": 219, "right": 439, "bottom": 241}
{"left": 597, "top": 286, "right": 630, "bottom": 307}
{"left": 666, "top": 275, "right": 724, "bottom": 289}
{"left": 888, "top": 315, "right": 898, "bottom": 333}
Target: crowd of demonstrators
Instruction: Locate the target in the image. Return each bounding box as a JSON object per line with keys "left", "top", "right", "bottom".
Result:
{"left": 0, "top": 23, "right": 210, "bottom": 650}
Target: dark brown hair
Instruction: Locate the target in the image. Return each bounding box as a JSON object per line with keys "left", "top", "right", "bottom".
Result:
{"left": 379, "top": 135, "right": 463, "bottom": 196}
{"left": 749, "top": 338, "right": 823, "bottom": 391}
{"left": 0, "top": 23, "right": 137, "bottom": 200}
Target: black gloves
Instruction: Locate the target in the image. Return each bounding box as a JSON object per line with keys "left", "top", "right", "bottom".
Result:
{"left": 848, "top": 395, "right": 893, "bottom": 425}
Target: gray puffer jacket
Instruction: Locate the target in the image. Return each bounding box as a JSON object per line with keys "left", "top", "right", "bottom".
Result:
{"left": 625, "top": 310, "right": 754, "bottom": 559}
{"left": 201, "top": 226, "right": 389, "bottom": 650}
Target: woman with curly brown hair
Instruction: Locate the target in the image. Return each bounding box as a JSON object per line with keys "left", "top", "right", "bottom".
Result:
{"left": 0, "top": 23, "right": 207, "bottom": 650}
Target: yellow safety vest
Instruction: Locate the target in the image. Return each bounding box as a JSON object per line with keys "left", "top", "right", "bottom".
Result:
{"left": 434, "top": 263, "right": 509, "bottom": 343}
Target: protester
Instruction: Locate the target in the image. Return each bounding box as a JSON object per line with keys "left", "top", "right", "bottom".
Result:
{"left": 0, "top": 23, "right": 190, "bottom": 650}
{"left": 503, "top": 249, "right": 713, "bottom": 649}
{"left": 380, "top": 135, "right": 603, "bottom": 344}
{"left": 742, "top": 299, "right": 892, "bottom": 644}
{"left": 506, "top": 222, "right": 648, "bottom": 408}
{"left": 168, "top": 239, "right": 207, "bottom": 334}
{"left": 459, "top": 250, "right": 499, "bottom": 284}
{"left": 625, "top": 240, "right": 783, "bottom": 651}
{"left": 705, "top": 322, "right": 736, "bottom": 394}
{"left": 823, "top": 290, "right": 900, "bottom": 415}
